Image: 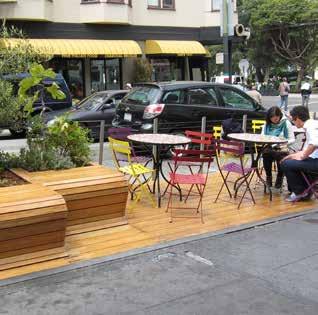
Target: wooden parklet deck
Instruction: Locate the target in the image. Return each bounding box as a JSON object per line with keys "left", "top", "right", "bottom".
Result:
{"left": 0, "top": 172, "right": 316, "bottom": 281}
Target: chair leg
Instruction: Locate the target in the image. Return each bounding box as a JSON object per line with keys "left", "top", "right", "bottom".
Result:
{"left": 215, "top": 172, "right": 231, "bottom": 203}
{"left": 237, "top": 171, "right": 256, "bottom": 209}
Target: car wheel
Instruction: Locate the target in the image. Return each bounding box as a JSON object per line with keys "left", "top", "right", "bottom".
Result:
{"left": 9, "top": 128, "right": 26, "bottom": 138}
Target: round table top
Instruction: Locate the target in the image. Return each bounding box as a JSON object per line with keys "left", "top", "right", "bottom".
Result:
{"left": 228, "top": 133, "right": 288, "bottom": 145}
{"left": 128, "top": 133, "right": 191, "bottom": 146}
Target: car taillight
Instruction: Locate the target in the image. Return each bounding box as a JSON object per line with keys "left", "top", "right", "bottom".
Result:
{"left": 143, "top": 103, "right": 165, "bottom": 119}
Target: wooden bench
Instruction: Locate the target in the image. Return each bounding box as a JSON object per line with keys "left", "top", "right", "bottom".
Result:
{"left": 13, "top": 165, "right": 129, "bottom": 235}
{"left": 0, "top": 183, "right": 68, "bottom": 270}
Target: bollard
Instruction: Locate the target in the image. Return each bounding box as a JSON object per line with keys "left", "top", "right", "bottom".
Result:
{"left": 242, "top": 114, "right": 247, "bottom": 132}
{"left": 152, "top": 118, "right": 159, "bottom": 180}
{"left": 98, "top": 120, "right": 105, "bottom": 165}
{"left": 200, "top": 116, "right": 206, "bottom": 150}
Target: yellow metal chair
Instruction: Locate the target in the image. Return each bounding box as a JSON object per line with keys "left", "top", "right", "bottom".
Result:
{"left": 251, "top": 119, "right": 266, "bottom": 156}
{"left": 213, "top": 126, "right": 222, "bottom": 140}
{"left": 251, "top": 119, "right": 266, "bottom": 134}
{"left": 108, "top": 137, "right": 155, "bottom": 207}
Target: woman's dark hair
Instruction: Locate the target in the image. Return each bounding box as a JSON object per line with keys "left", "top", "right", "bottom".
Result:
{"left": 290, "top": 106, "right": 310, "bottom": 122}
{"left": 266, "top": 106, "right": 283, "bottom": 125}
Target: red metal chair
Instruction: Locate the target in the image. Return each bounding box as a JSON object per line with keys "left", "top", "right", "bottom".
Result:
{"left": 164, "top": 130, "right": 214, "bottom": 196}
{"left": 213, "top": 139, "right": 256, "bottom": 209}
{"left": 294, "top": 171, "right": 318, "bottom": 202}
{"left": 166, "top": 148, "right": 214, "bottom": 223}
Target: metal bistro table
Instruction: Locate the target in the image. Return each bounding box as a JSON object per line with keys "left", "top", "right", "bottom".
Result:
{"left": 228, "top": 133, "right": 288, "bottom": 201}
{"left": 127, "top": 133, "right": 191, "bottom": 208}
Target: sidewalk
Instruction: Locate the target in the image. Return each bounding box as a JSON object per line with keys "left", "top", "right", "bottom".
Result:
{"left": 1, "top": 211, "right": 318, "bottom": 314}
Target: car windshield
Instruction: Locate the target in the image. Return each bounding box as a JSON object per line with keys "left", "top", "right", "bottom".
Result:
{"left": 77, "top": 93, "right": 109, "bottom": 110}
{"left": 122, "top": 86, "right": 161, "bottom": 105}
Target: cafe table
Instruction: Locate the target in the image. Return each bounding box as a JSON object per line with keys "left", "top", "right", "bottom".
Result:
{"left": 227, "top": 133, "right": 288, "bottom": 201}
{"left": 127, "top": 133, "right": 191, "bottom": 207}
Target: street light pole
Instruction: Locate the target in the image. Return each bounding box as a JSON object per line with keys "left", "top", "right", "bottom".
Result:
{"left": 221, "top": 0, "right": 233, "bottom": 84}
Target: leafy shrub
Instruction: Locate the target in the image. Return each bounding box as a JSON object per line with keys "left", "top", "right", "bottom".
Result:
{"left": 46, "top": 116, "right": 92, "bottom": 167}
{"left": 18, "top": 145, "right": 75, "bottom": 172}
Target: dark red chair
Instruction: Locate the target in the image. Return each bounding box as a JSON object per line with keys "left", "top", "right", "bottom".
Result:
{"left": 164, "top": 130, "right": 214, "bottom": 197}
{"left": 213, "top": 139, "right": 256, "bottom": 209}
{"left": 166, "top": 148, "right": 214, "bottom": 223}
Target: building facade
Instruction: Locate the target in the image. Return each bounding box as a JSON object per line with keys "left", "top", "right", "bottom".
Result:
{"left": 0, "top": 0, "right": 238, "bottom": 98}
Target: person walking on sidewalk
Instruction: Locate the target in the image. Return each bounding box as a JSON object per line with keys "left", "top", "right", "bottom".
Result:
{"left": 246, "top": 85, "right": 262, "bottom": 104}
{"left": 262, "top": 106, "right": 295, "bottom": 190}
{"left": 300, "top": 78, "right": 312, "bottom": 108}
{"left": 281, "top": 106, "right": 318, "bottom": 202}
{"left": 278, "top": 77, "right": 290, "bottom": 112}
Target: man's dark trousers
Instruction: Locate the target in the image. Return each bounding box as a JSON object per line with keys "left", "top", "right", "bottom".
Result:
{"left": 281, "top": 158, "right": 318, "bottom": 194}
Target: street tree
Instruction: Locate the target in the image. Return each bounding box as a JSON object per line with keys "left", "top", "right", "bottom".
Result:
{"left": 240, "top": 0, "right": 318, "bottom": 89}
{"left": 0, "top": 23, "right": 50, "bottom": 134}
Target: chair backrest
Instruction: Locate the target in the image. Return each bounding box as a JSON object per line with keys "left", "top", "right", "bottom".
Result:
{"left": 172, "top": 148, "right": 214, "bottom": 170}
{"left": 251, "top": 120, "right": 265, "bottom": 134}
{"left": 185, "top": 130, "right": 213, "bottom": 149}
{"left": 108, "top": 127, "right": 133, "bottom": 141}
{"left": 108, "top": 136, "right": 132, "bottom": 168}
{"left": 213, "top": 139, "right": 245, "bottom": 156}
{"left": 213, "top": 126, "right": 222, "bottom": 139}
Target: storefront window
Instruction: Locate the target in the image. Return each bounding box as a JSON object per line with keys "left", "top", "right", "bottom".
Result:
{"left": 150, "top": 58, "right": 183, "bottom": 82}
{"left": 91, "top": 58, "right": 121, "bottom": 92}
{"left": 106, "top": 59, "right": 121, "bottom": 90}
{"left": 91, "top": 60, "right": 106, "bottom": 93}
{"left": 49, "top": 58, "right": 84, "bottom": 100}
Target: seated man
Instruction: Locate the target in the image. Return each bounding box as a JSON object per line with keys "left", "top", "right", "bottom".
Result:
{"left": 281, "top": 106, "right": 318, "bottom": 202}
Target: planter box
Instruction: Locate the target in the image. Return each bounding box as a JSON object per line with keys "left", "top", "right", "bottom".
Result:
{"left": 13, "top": 165, "right": 129, "bottom": 235}
{"left": 0, "top": 183, "right": 68, "bottom": 270}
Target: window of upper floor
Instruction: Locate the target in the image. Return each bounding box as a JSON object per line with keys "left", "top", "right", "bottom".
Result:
{"left": 81, "top": 0, "right": 132, "bottom": 6}
{"left": 147, "top": 0, "right": 175, "bottom": 10}
{"left": 211, "top": 0, "right": 236, "bottom": 12}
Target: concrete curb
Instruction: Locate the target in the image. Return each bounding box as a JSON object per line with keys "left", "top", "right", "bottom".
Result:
{"left": 1, "top": 207, "right": 317, "bottom": 287}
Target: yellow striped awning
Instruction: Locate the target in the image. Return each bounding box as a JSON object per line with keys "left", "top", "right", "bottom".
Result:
{"left": 145, "top": 40, "right": 207, "bottom": 56}
{"left": 0, "top": 38, "right": 142, "bottom": 57}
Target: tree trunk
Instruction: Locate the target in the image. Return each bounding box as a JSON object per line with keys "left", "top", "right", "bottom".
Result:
{"left": 255, "top": 67, "right": 265, "bottom": 82}
{"left": 296, "top": 64, "right": 306, "bottom": 92}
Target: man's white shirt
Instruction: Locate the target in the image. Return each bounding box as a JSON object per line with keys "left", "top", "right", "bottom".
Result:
{"left": 303, "top": 119, "right": 318, "bottom": 158}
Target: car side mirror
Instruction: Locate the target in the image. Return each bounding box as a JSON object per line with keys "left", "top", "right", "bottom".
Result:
{"left": 101, "top": 102, "right": 115, "bottom": 111}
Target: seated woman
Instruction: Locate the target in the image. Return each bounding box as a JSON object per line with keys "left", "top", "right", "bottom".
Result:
{"left": 262, "top": 106, "right": 295, "bottom": 189}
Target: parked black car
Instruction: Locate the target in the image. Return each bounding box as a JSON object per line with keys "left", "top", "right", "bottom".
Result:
{"left": 46, "top": 90, "right": 128, "bottom": 140}
{"left": 112, "top": 81, "right": 266, "bottom": 134}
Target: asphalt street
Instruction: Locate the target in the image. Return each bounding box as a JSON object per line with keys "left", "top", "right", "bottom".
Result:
{"left": 0, "top": 212, "right": 318, "bottom": 314}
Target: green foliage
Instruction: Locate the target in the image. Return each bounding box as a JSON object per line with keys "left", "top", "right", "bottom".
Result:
{"left": 18, "top": 63, "right": 65, "bottom": 115}
{"left": 0, "top": 23, "right": 49, "bottom": 76}
{"left": 46, "top": 115, "right": 92, "bottom": 167}
{"left": 0, "top": 24, "right": 50, "bottom": 129}
{"left": 0, "top": 79, "right": 25, "bottom": 131}
{"left": 133, "top": 58, "right": 153, "bottom": 82}
{"left": 239, "top": 0, "right": 318, "bottom": 86}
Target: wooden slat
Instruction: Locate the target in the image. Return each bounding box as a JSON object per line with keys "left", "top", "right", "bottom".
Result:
{"left": 0, "top": 219, "right": 66, "bottom": 241}
{"left": 0, "top": 241, "right": 65, "bottom": 260}
{"left": 67, "top": 203, "right": 126, "bottom": 220}
{"left": 0, "top": 205, "right": 67, "bottom": 228}
{"left": 67, "top": 194, "right": 127, "bottom": 211}
{"left": 0, "top": 230, "right": 66, "bottom": 254}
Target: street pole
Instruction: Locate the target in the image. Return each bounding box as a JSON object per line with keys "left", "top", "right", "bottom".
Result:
{"left": 221, "top": 0, "right": 233, "bottom": 84}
